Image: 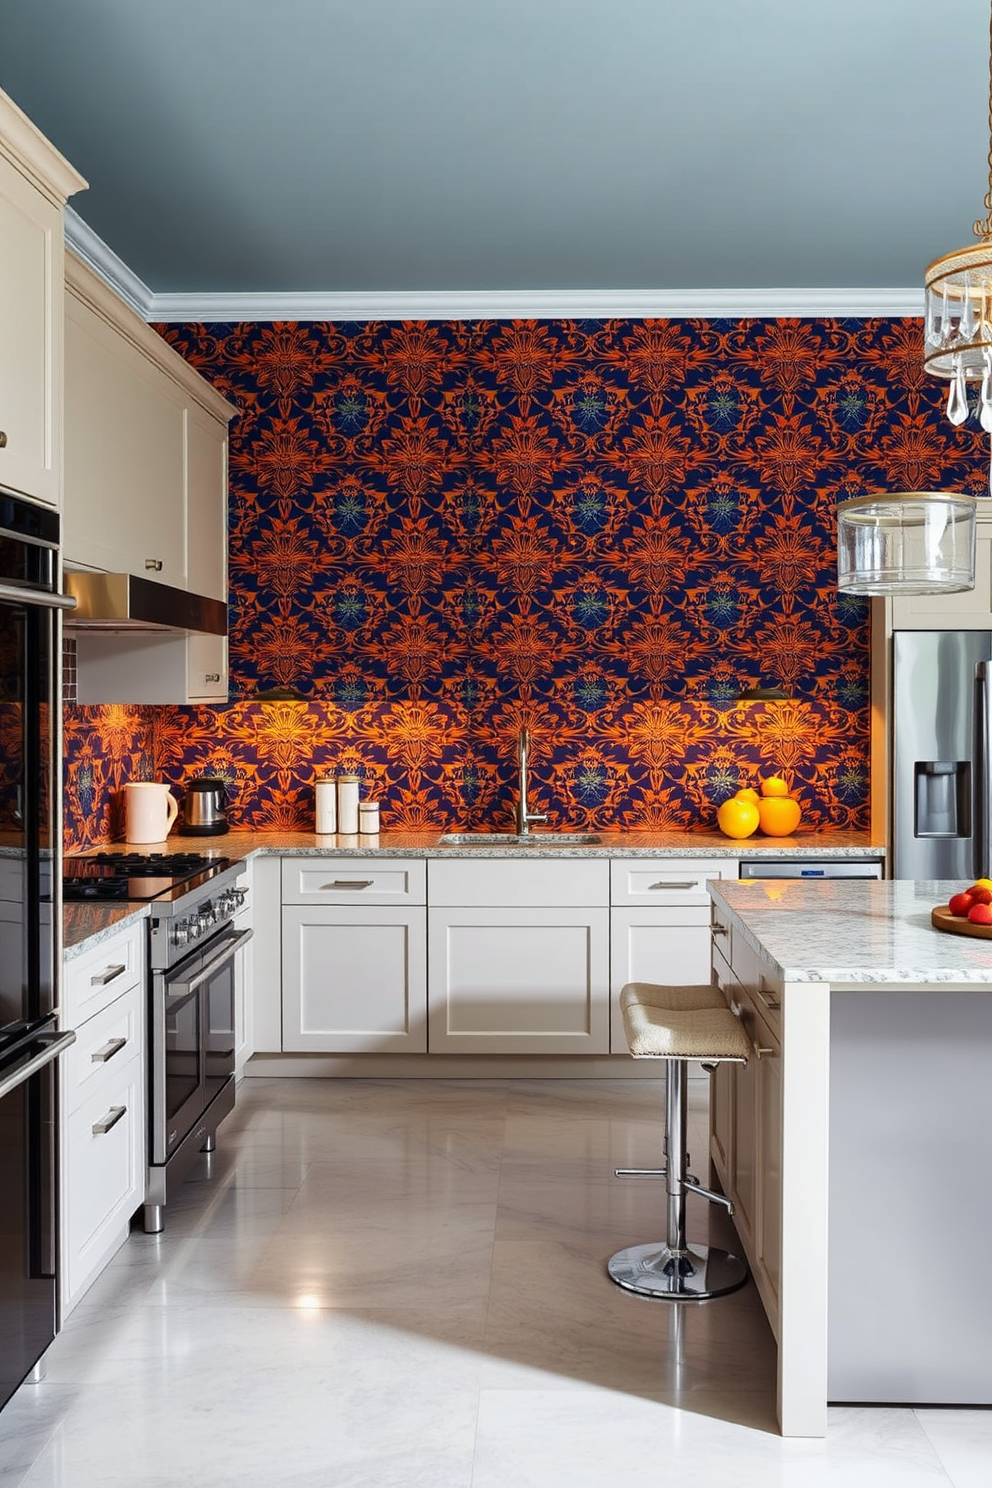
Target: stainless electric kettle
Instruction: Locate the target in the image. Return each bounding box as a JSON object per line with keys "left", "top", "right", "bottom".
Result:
{"left": 182, "top": 776, "right": 230, "bottom": 836}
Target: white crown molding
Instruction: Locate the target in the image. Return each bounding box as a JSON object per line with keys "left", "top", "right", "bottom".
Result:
{"left": 63, "top": 214, "right": 924, "bottom": 323}
{"left": 148, "top": 285, "right": 925, "bottom": 322}
{"left": 64, "top": 207, "right": 154, "bottom": 319}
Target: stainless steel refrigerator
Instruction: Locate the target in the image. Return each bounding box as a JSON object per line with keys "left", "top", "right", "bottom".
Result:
{"left": 892, "top": 630, "right": 992, "bottom": 879}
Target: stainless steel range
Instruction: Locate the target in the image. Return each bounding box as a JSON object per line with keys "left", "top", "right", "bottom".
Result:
{"left": 63, "top": 851, "right": 252, "bottom": 1233}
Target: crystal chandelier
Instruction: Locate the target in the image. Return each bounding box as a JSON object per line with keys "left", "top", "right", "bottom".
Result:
{"left": 837, "top": 4, "right": 990, "bottom": 597}
{"left": 923, "top": 1, "right": 992, "bottom": 420}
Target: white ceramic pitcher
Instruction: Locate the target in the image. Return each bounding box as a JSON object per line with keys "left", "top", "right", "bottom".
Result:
{"left": 124, "top": 782, "right": 178, "bottom": 844}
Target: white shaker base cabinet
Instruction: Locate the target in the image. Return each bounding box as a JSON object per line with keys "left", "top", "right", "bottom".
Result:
{"left": 282, "top": 907, "right": 427, "bottom": 1053}
{"left": 60, "top": 920, "right": 146, "bottom": 1316}
{"left": 428, "top": 858, "right": 610, "bottom": 1054}
{"left": 609, "top": 859, "right": 734, "bottom": 1053}
{"left": 281, "top": 857, "right": 427, "bottom": 1054}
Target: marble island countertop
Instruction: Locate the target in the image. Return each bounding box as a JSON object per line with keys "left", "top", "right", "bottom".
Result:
{"left": 709, "top": 877, "right": 992, "bottom": 986}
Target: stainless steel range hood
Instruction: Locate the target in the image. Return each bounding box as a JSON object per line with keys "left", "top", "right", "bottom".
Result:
{"left": 63, "top": 572, "right": 227, "bottom": 636}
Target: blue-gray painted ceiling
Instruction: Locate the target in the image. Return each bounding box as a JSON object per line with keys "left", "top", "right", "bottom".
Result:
{"left": 1, "top": 0, "right": 988, "bottom": 294}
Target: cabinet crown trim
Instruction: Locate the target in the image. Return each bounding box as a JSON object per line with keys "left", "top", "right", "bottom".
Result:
{"left": 0, "top": 88, "right": 87, "bottom": 204}
{"left": 66, "top": 249, "right": 237, "bottom": 424}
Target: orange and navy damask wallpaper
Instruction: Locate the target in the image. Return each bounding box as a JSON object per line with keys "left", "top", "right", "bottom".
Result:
{"left": 62, "top": 316, "right": 985, "bottom": 851}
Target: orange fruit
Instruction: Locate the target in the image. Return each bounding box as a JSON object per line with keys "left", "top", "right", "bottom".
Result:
{"left": 734, "top": 787, "right": 760, "bottom": 804}
{"left": 757, "top": 796, "right": 801, "bottom": 836}
{"left": 717, "top": 797, "right": 760, "bottom": 839}
{"left": 760, "top": 775, "right": 790, "bottom": 797}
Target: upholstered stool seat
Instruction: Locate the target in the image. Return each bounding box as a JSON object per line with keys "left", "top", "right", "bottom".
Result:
{"left": 608, "top": 982, "right": 750, "bottom": 1302}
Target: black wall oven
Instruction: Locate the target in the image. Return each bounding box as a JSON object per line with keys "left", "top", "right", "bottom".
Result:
{"left": 0, "top": 493, "right": 76, "bottom": 1412}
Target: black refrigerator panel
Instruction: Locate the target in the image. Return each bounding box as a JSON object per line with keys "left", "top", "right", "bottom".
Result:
{"left": 0, "top": 1027, "right": 58, "bottom": 1412}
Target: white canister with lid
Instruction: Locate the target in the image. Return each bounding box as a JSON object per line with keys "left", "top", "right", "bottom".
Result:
{"left": 315, "top": 776, "right": 337, "bottom": 834}
{"left": 359, "top": 801, "right": 380, "bottom": 834}
{"left": 337, "top": 775, "right": 360, "bottom": 834}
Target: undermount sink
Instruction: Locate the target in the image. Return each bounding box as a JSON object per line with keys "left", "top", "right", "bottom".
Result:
{"left": 438, "top": 832, "right": 602, "bottom": 847}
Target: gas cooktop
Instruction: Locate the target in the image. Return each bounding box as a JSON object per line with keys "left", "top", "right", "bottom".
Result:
{"left": 63, "top": 851, "right": 232, "bottom": 903}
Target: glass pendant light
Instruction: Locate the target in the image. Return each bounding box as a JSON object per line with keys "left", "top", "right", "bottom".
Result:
{"left": 836, "top": 492, "right": 977, "bottom": 596}
{"left": 837, "top": 4, "right": 992, "bottom": 597}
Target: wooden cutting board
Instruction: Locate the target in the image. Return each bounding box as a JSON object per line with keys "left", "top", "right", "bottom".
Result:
{"left": 931, "top": 905, "right": 992, "bottom": 939}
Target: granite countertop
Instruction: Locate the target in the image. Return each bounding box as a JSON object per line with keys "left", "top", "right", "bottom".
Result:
{"left": 709, "top": 877, "right": 992, "bottom": 987}
{"left": 61, "top": 828, "right": 886, "bottom": 953}
{"left": 193, "top": 827, "right": 886, "bottom": 862}
{"left": 63, "top": 901, "right": 149, "bottom": 955}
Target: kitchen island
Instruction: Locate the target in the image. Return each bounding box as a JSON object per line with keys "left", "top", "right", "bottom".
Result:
{"left": 708, "top": 876, "right": 992, "bottom": 1438}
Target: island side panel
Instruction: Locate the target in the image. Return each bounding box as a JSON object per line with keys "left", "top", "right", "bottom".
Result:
{"left": 827, "top": 987, "right": 992, "bottom": 1405}
{"left": 778, "top": 977, "right": 831, "bottom": 1437}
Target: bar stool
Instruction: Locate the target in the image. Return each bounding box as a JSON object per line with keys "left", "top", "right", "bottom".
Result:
{"left": 608, "top": 981, "right": 751, "bottom": 1302}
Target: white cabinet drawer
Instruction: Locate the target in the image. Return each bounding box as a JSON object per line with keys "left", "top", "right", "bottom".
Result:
{"left": 429, "top": 857, "right": 609, "bottom": 907}
{"left": 281, "top": 857, "right": 426, "bottom": 906}
{"left": 62, "top": 920, "right": 144, "bottom": 1025}
{"left": 63, "top": 1051, "right": 144, "bottom": 1307}
{"left": 63, "top": 981, "right": 143, "bottom": 1115}
{"left": 611, "top": 858, "right": 731, "bottom": 906}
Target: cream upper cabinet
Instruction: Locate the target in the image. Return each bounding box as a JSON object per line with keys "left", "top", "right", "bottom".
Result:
{"left": 887, "top": 512, "right": 992, "bottom": 629}
{"left": 64, "top": 272, "right": 187, "bottom": 581}
{"left": 64, "top": 251, "right": 237, "bottom": 704}
{"left": 0, "top": 89, "right": 86, "bottom": 508}
{"left": 184, "top": 401, "right": 229, "bottom": 701}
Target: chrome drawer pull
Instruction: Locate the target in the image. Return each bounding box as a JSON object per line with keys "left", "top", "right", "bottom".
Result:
{"left": 712, "top": 922, "right": 728, "bottom": 936}
{"left": 92, "top": 1104, "right": 127, "bottom": 1136}
{"left": 91, "top": 1036, "right": 127, "bottom": 1064}
{"left": 757, "top": 986, "right": 781, "bottom": 1010}
{"left": 205, "top": 672, "right": 221, "bottom": 683}
{"left": 325, "top": 880, "right": 375, "bottom": 890}
{"left": 649, "top": 880, "right": 698, "bottom": 890}
{"left": 144, "top": 558, "right": 163, "bottom": 571}
{"left": 90, "top": 963, "right": 127, "bottom": 987}
{"left": 753, "top": 1045, "right": 776, "bottom": 1060}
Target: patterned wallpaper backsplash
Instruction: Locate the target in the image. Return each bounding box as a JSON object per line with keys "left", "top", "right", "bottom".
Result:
{"left": 62, "top": 316, "right": 984, "bottom": 853}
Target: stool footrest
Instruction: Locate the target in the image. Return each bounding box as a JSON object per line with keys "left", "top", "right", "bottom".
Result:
{"left": 683, "top": 1175, "right": 734, "bottom": 1215}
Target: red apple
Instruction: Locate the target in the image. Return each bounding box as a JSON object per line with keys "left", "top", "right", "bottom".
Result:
{"left": 967, "top": 902, "right": 992, "bottom": 925}
{"left": 949, "top": 891, "right": 976, "bottom": 916}
{"left": 969, "top": 886, "right": 992, "bottom": 906}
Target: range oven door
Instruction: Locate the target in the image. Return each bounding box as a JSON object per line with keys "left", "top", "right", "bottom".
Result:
{"left": 151, "top": 925, "right": 252, "bottom": 1166}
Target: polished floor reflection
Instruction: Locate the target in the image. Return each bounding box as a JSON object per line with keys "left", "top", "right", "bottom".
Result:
{"left": 0, "top": 1077, "right": 987, "bottom": 1486}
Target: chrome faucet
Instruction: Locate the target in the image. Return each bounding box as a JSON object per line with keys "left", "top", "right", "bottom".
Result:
{"left": 515, "top": 728, "right": 548, "bottom": 835}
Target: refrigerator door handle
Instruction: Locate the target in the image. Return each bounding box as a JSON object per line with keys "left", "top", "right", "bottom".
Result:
{"left": 974, "top": 661, "right": 991, "bottom": 879}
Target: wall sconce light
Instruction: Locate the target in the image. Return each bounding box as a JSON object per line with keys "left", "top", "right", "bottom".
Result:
{"left": 253, "top": 685, "right": 308, "bottom": 703}
{"left": 736, "top": 683, "right": 789, "bottom": 703}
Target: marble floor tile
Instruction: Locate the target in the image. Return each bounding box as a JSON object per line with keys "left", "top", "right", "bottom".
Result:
{"left": 916, "top": 1410, "right": 992, "bottom": 1488}
{"left": 0, "top": 1076, "right": 983, "bottom": 1487}
{"left": 470, "top": 1393, "right": 956, "bottom": 1487}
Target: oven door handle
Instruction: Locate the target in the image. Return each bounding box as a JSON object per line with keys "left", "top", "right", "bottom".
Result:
{"left": 165, "top": 926, "right": 253, "bottom": 1001}
{"left": 0, "top": 1030, "right": 77, "bottom": 1101}
{"left": 0, "top": 580, "right": 77, "bottom": 612}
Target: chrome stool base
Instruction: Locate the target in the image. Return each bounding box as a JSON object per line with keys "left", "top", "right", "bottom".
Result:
{"left": 608, "top": 1240, "right": 748, "bottom": 1302}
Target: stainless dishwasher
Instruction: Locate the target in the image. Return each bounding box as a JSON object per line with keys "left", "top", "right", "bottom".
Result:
{"left": 738, "top": 858, "right": 884, "bottom": 880}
